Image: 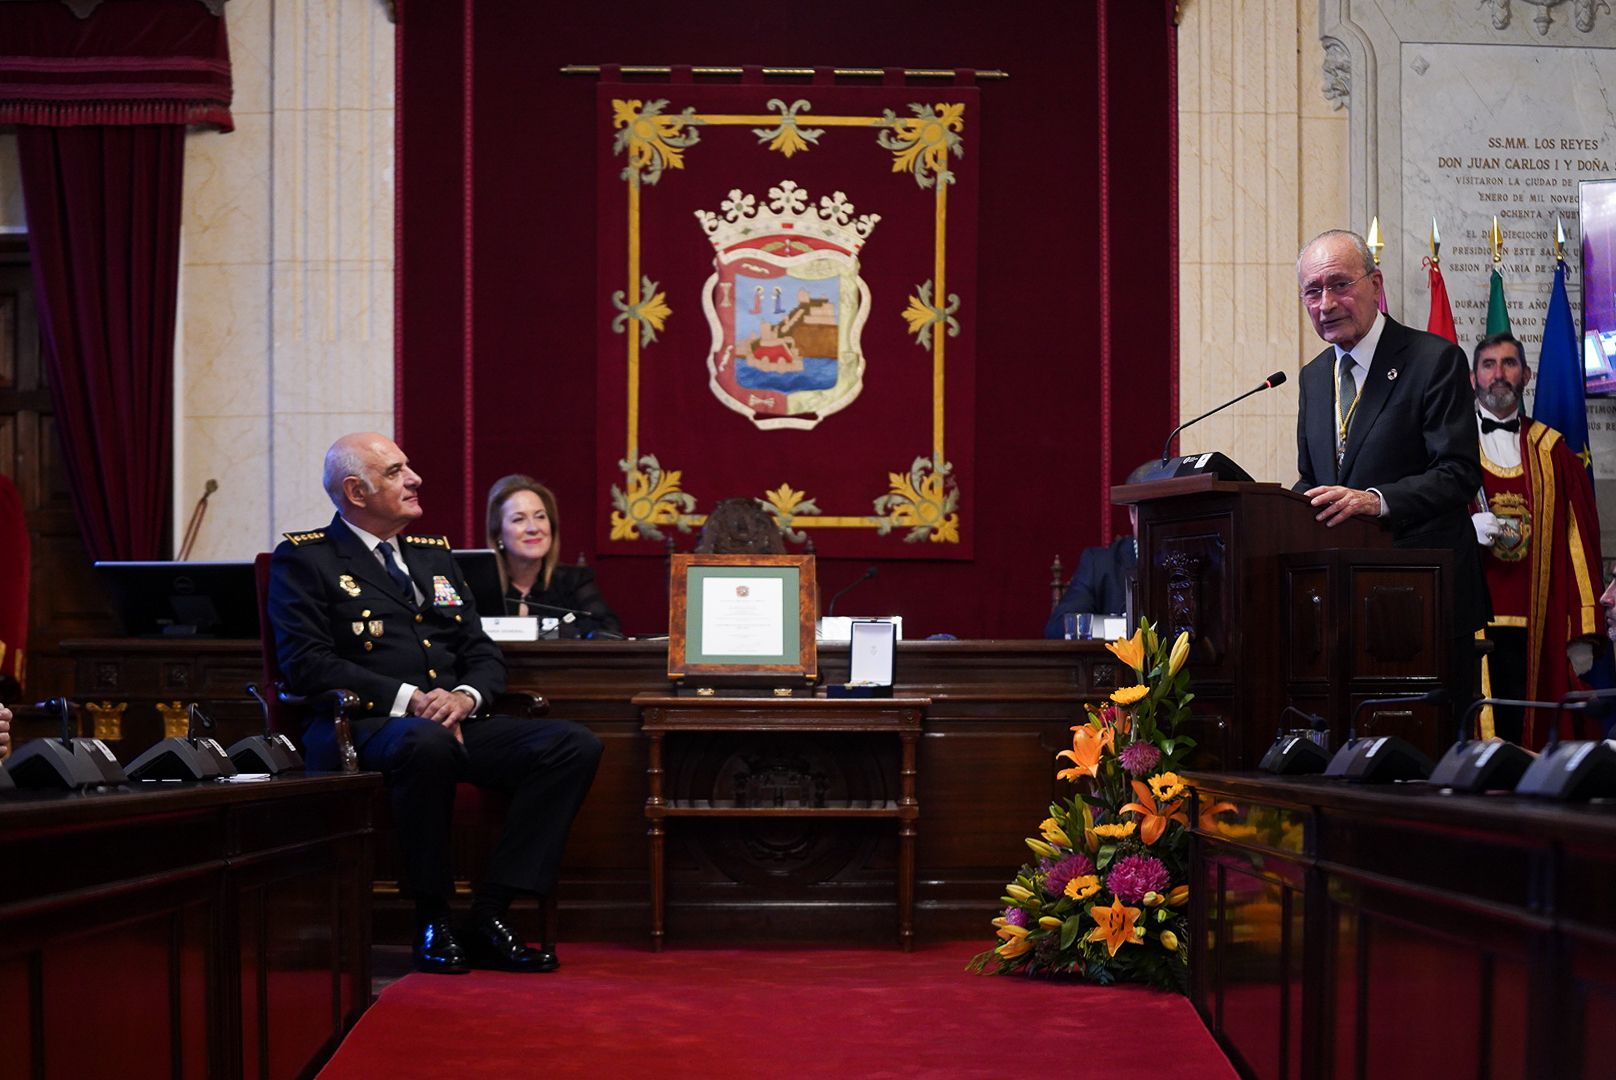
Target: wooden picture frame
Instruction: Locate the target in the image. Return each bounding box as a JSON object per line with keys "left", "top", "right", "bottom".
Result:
{"left": 667, "top": 553, "right": 817, "bottom": 685}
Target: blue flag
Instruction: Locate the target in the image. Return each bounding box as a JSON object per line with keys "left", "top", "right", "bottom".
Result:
{"left": 1533, "top": 261, "right": 1591, "bottom": 478}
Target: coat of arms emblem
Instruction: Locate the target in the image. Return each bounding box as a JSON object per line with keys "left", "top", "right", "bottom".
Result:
{"left": 696, "top": 181, "right": 879, "bottom": 431}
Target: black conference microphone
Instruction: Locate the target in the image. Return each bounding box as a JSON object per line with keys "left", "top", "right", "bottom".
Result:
{"left": 1323, "top": 689, "right": 1444, "bottom": 782}
{"left": 1427, "top": 696, "right": 1542, "bottom": 791}
{"left": 827, "top": 565, "right": 879, "bottom": 618}
{"left": 126, "top": 703, "right": 236, "bottom": 781}
{"left": 1258, "top": 704, "right": 1331, "bottom": 775}
{"left": 1156, "top": 370, "right": 1288, "bottom": 467}
{"left": 506, "top": 597, "right": 627, "bottom": 639}
{"left": 3, "top": 697, "right": 122, "bottom": 788}
{"left": 1515, "top": 687, "right": 1616, "bottom": 800}
{"left": 232, "top": 684, "right": 304, "bottom": 774}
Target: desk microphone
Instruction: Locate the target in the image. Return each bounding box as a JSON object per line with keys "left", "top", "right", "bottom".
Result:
{"left": 505, "top": 597, "right": 627, "bottom": 639}
{"left": 1514, "top": 687, "right": 1616, "bottom": 800}
{"left": 827, "top": 565, "right": 878, "bottom": 617}
{"left": 1323, "top": 689, "right": 1443, "bottom": 782}
{"left": 1258, "top": 705, "right": 1331, "bottom": 774}
{"left": 1157, "top": 371, "right": 1287, "bottom": 466}
{"left": 1426, "top": 696, "right": 1542, "bottom": 791}
{"left": 126, "top": 703, "right": 236, "bottom": 781}
{"left": 2, "top": 698, "right": 123, "bottom": 788}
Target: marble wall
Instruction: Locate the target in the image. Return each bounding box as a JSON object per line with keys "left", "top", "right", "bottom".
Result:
{"left": 176, "top": 0, "right": 395, "bottom": 558}
{"left": 1177, "top": 0, "right": 1348, "bottom": 488}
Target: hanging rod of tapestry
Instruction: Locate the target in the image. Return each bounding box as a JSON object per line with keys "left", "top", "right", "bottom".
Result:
{"left": 561, "top": 65, "right": 1008, "bottom": 80}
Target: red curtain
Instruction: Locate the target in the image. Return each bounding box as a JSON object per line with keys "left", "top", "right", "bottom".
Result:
{"left": 2, "top": 0, "right": 231, "bottom": 561}
{"left": 17, "top": 124, "right": 186, "bottom": 561}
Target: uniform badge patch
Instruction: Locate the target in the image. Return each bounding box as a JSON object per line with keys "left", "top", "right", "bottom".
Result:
{"left": 351, "top": 621, "right": 365, "bottom": 636}
{"left": 339, "top": 574, "right": 362, "bottom": 597}
{"left": 432, "top": 576, "right": 463, "bottom": 606}
{"left": 368, "top": 619, "right": 385, "bottom": 637}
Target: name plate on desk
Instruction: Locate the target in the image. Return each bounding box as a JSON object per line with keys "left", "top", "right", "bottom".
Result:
{"left": 480, "top": 616, "right": 558, "bottom": 641}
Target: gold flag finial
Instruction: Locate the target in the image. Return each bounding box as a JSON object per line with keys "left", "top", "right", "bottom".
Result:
{"left": 1429, "top": 217, "right": 1441, "bottom": 263}
{"left": 1366, "top": 217, "right": 1383, "bottom": 265}
{"left": 1554, "top": 215, "right": 1567, "bottom": 263}
{"left": 1490, "top": 216, "right": 1504, "bottom": 265}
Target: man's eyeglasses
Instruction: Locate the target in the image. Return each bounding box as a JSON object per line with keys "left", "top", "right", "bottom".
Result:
{"left": 1299, "top": 275, "right": 1370, "bottom": 305}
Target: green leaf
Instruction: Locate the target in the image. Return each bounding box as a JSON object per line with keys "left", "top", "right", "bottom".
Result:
{"left": 1096, "top": 843, "right": 1117, "bottom": 869}
{"left": 1060, "top": 915, "right": 1082, "bottom": 950}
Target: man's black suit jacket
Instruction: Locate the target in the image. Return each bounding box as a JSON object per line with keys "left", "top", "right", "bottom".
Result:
{"left": 1045, "top": 536, "right": 1137, "bottom": 639}
{"left": 1295, "top": 316, "right": 1487, "bottom": 632}
{"left": 268, "top": 514, "right": 506, "bottom": 716}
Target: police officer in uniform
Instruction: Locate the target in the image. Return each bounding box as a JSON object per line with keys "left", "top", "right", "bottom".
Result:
{"left": 268, "top": 432, "right": 601, "bottom": 974}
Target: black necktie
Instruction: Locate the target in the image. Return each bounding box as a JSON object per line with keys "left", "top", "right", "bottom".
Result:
{"left": 375, "top": 541, "right": 416, "bottom": 602}
{"left": 1479, "top": 414, "right": 1520, "bottom": 435}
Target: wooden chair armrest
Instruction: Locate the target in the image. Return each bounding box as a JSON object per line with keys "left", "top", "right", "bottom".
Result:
{"left": 493, "top": 691, "right": 549, "bottom": 718}
{"left": 274, "top": 683, "right": 364, "bottom": 774}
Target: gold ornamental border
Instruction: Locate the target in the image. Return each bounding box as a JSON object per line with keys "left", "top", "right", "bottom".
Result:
{"left": 606, "top": 96, "right": 967, "bottom": 546}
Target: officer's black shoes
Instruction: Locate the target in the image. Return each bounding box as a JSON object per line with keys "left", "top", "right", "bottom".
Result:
{"left": 463, "top": 914, "right": 559, "bottom": 973}
{"left": 413, "top": 918, "right": 470, "bottom": 974}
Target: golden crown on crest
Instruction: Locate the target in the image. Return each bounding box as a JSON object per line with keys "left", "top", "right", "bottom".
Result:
{"left": 694, "top": 180, "right": 881, "bottom": 254}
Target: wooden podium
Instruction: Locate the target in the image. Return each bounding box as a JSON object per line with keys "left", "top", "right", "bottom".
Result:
{"left": 1114, "top": 477, "right": 1456, "bottom": 768}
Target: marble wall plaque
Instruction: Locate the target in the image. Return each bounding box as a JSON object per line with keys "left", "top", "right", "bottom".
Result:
{"left": 1401, "top": 42, "right": 1616, "bottom": 476}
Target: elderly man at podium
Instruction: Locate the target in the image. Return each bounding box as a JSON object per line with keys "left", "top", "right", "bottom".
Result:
{"left": 1293, "top": 229, "right": 1487, "bottom": 701}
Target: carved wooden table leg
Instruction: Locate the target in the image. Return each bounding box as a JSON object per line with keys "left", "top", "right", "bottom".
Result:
{"left": 898, "top": 721, "right": 918, "bottom": 951}
{"left": 646, "top": 725, "right": 666, "bottom": 951}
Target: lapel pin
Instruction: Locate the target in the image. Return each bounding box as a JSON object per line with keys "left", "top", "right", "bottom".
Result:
{"left": 1387, "top": 368, "right": 1398, "bottom": 381}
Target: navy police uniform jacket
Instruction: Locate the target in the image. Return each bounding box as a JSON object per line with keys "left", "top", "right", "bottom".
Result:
{"left": 268, "top": 513, "right": 506, "bottom": 715}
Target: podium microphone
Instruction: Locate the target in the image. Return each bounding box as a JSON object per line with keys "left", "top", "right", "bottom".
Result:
{"left": 1153, "top": 371, "right": 1287, "bottom": 470}
{"left": 1323, "top": 689, "right": 1444, "bottom": 782}
{"left": 1425, "top": 696, "right": 1541, "bottom": 791}
{"left": 1514, "top": 687, "right": 1616, "bottom": 800}
{"left": 827, "top": 565, "right": 878, "bottom": 618}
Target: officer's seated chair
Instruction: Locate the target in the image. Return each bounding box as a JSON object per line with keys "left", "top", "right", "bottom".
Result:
{"left": 250, "top": 552, "right": 557, "bottom": 941}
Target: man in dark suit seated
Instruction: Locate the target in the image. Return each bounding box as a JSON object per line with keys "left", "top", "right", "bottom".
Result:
{"left": 1045, "top": 506, "right": 1138, "bottom": 639}
{"left": 1294, "top": 229, "right": 1487, "bottom": 710}
{"left": 268, "top": 432, "right": 602, "bottom": 975}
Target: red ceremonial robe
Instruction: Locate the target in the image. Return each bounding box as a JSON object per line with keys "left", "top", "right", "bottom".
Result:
{"left": 1475, "top": 419, "right": 1603, "bottom": 747}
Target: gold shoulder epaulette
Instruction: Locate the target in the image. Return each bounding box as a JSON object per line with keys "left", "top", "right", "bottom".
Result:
{"left": 283, "top": 529, "right": 328, "bottom": 546}
{"left": 403, "top": 534, "right": 450, "bottom": 549}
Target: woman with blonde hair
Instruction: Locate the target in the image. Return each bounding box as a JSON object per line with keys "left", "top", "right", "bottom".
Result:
{"left": 485, "top": 474, "right": 622, "bottom": 638}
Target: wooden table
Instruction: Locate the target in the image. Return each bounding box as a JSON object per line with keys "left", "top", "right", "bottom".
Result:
{"left": 635, "top": 694, "right": 928, "bottom": 950}
{"left": 0, "top": 771, "right": 378, "bottom": 1080}
{"left": 1186, "top": 772, "right": 1616, "bottom": 1080}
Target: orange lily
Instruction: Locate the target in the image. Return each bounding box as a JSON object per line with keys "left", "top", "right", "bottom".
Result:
{"left": 1122, "top": 779, "right": 1190, "bottom": 845}
{"left": 1056, "top": 724, "right": 1114, "bottom": 782}
{"left": 1105, "top": 629, "right": 1146, "bottom": 674}
{"left": 1086, "top": 896, "right": 1143, "bottom": 957}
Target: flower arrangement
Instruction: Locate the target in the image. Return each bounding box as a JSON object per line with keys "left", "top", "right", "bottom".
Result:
{"left": 969, "top": 620, "right": 1201, "bottom": 991}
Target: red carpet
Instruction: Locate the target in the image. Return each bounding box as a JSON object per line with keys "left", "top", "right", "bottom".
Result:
{"left": 320, "top": 942, "right": 1236, "bottom": 1079}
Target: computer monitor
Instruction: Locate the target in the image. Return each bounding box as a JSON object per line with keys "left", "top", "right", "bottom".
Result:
{"left": 451, "top": 549, "right": 505, "bottom": 616}
{"left": 94, "top": 561, "right": 259, "bottom": 638}
{"left": 1581, "top": 177, "right": 1616, "bottom": 395}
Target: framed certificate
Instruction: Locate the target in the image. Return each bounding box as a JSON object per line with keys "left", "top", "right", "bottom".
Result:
{"left": 668, "top": 553, "right": 817, "bottom": 686}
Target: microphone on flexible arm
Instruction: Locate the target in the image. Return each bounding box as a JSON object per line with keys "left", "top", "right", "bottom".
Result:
{"left": 827, "top": 565, "right": 879, "bottom": 618}
{"left": 1322, "top": 688, "right": 1445, "bottom": 782}
{"left": 1513, "top": 687, "right": 1616, "bottom": 800}
{"left": 1258, "top": 704, "right": 1332, "bottom": 774}
{"left": 1425, "top": 695, "right": 1546, "bottom": 791}
{"left": 1139, "top": 371, "right": 1288, "bottom": 483}
{"left": 505, "top": 596, "right": 627, "bottom": 639}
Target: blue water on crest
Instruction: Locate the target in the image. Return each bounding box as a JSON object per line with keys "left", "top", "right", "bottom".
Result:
{"left": 735, "top": 355, "right": 839, "bottom": 392}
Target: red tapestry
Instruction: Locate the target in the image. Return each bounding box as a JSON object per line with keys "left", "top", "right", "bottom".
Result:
{"left": 596, "top": 83, "right": 978, "bottom": 559}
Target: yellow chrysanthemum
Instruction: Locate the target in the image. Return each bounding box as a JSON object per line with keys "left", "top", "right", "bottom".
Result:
{"left": 1065, "top": 874, "right": 1101, "bottom": 901}
{"left": 1110, "top": 684, "right": 1149, "bottom": 706}
{"left": 1092, "top": 821, "right": 1136, "bottom": 840}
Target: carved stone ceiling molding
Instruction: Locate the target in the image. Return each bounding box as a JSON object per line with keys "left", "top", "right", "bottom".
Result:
{"left": 1480, "top": 0, "right": 1610, "bottom": 35}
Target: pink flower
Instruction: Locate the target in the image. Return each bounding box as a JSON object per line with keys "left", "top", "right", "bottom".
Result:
{"left": 1119, "top": 742, "right": 1161, "bottom": 775}
{"left": 1106, "top": 853, "right": 1171, "bottom": 904}
{"left": 1042, "top": 853, "right": 1095, "bottom": 899}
